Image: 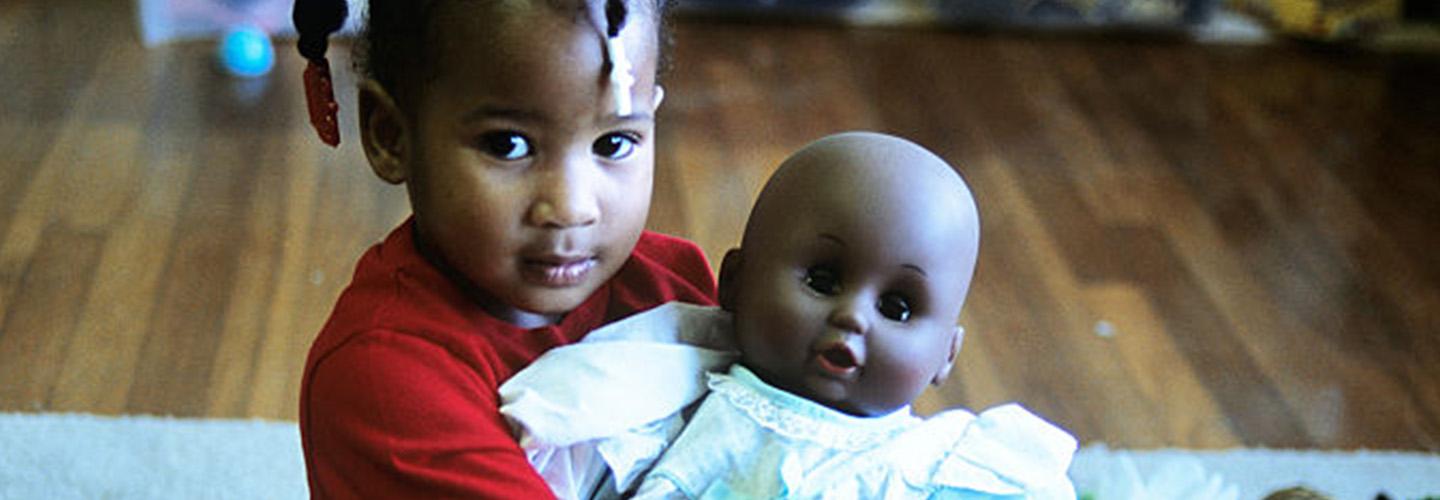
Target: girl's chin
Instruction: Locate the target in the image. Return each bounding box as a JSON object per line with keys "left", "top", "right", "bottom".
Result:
{"left": 510, "top": 289, "right": 595, "bottom": 319}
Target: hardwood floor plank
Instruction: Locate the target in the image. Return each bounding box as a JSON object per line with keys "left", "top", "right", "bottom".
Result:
{"left": 956, "top": 36, "right": 1321, "bottom": 447}
{"left": 203, "top": 129, "right": 293, "bottom": 418}
{"left": 972, "top": 156, "right": 1169, "bottom": 446}
{"left": 244, "top": 128, "right": 324, "bottom": 420}
{"left": 49, "top": 151, "right": 190, "bottom": 414}
{"left": 0, "top": 39, "right": 140, "bottom": 337}
{"left": 1082, "top": 284, "right": 1241, "bottom": 447}
{"left": 125, "top": 80, "right": 283, "bottom": 415}
{"left": 1039, "top": 40, "right": 1326, "bottom": 447}
{"left": 47, "top": 43, "right": 202, "bottom": 416}
{"left": 1034, "top": 39, "right": 1348, "bottom": 447}
{"left": 0, "top": 225, "right": 102, "bottom": 412}
{"left": 1201, "top": 59, "right": 1440, "bottom": 448}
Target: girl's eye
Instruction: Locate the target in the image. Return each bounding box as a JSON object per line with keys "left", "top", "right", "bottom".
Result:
{"left": 593, "top": 133, "right": 638, "bottom": 160}
{"left": 477, "top": 131, "right": 532, "bottom": 161}
{"left": 877, "top": 292, "right": 912, "bottom": 322}
{"left": 804, "top": 266, "right": 841, "bottom": 295}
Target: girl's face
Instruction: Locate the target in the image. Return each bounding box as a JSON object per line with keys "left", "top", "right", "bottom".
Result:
{"left": 399, "top": 2, "right": 661, "bottom": 327}
{"left": 724, "top": 138, "right": 977, "bottom": 417}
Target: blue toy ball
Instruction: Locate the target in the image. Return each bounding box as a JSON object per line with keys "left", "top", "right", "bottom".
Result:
{"left": 218, "top": 25, "right": 275, "bottom": 78}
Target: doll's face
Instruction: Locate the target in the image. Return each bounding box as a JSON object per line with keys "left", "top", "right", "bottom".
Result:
{"left": 722, "top": 133, "right": 979, "bottom": 417}
{"left": 362, "top": 0, "right": 662, "bottom": 327}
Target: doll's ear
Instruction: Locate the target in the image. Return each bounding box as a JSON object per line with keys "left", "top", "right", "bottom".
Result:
{"left": 358, "top": 79, "right": 409, "bottom": 184}
{"left": 932, "top": 325, "right": 965, "bottom": 386}
{"left": 717, "top": 248, "right": 742, "bottom": 312}
{"left": 651, "top": 85, "right": 665, "bottom": 111}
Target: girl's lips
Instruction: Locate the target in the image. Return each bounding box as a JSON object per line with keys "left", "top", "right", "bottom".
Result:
{"left": 521, "top": 256, "right": 597, "bottom": 287}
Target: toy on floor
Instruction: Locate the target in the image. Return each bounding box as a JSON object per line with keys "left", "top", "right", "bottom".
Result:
{"left": 217, "top": 24, "right": 274, "bottom": 77}
{"left": 1263, "top": 486, "right": 1334, "bottom": 499}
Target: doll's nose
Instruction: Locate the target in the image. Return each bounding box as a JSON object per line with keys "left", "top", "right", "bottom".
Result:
{"left": 827, "top": 295, "right": 871, "bottom": 336}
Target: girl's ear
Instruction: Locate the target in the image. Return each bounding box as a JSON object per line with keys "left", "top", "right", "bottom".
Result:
{"left": 358, "top": 80, "right": 409, "bottom": 184}
{"left": 931, "top": 325, "right": 965, "bottom": 386}
{"left": 651, "top": 85, "right": 665, "bottom": 112}
{"left": 717, "top": 248, "right": 742, "bottom": 312}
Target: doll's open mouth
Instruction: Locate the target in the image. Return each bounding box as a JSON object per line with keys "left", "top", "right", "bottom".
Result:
{"left": 816, "top": 344, "right": 859, "bottom": 376}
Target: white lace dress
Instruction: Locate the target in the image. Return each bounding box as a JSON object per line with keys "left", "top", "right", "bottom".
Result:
{"left": 631, "top": 365, "right": 1076, "bottom": 499}
{"left": 499, "top": 303, "right": 1078, "bottom": 500}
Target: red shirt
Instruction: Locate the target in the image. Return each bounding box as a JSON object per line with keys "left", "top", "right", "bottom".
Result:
{"left": 301, "top": 219, "right": 716, "bottom": 499}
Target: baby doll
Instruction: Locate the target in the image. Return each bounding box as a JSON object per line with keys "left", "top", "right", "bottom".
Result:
{"left": 501, "top": 132, "right": 1078, "bottom": 499}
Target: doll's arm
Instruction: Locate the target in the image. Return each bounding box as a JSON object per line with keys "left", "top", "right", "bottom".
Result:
{"left": 933, "top": 404, "right": 1078, "bottom": 499}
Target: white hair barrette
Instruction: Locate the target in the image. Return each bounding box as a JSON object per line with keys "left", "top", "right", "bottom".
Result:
{"left": 603, "top": 27, "right": 635, "bottom": 116}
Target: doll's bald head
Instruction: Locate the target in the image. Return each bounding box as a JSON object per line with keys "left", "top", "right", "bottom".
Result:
{"left": 738, "top": 131, "right": 981, "bottom": 305}
{"left": 721, "top": 131, "right": 981, "bottom": 416}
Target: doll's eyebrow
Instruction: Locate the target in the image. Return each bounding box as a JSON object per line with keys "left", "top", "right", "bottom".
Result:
{"left": 820, "top": 232, "right": 926, "bottom": 277}
{"left": 819, "top": 233, "right": 847, "bottom": 247}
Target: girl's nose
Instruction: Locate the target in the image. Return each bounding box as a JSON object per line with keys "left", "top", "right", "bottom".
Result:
{"left": 527, "top": 157, "right": 600, "bottom": 229}
{"left": 827, "top": 294, "right": 871, "bottom": 336}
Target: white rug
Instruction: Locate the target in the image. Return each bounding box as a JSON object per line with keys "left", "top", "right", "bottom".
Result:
{"left": 2, "top": 412, "right": 1438, "bottom": 499}
{"left": 1071, "top": 444, "right": 1440, "bottom": 499}
{"left": 0, "top": 413, "right": 305, "bottom": 500}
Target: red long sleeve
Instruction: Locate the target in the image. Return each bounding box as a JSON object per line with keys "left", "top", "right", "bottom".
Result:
{"left": 306, "top": 331, "right": 551, "bottom": 497}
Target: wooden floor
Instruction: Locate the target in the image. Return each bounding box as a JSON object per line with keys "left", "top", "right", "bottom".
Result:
{"left": 3, "top": 0, "right": 1438, "bottom": 452}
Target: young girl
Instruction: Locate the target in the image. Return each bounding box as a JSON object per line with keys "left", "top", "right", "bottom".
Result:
{"left": 501, "top": 132, "right": 1078, "bottom": 499}
{"left": 291, "top": 0, "right": 716, "bottom": 497}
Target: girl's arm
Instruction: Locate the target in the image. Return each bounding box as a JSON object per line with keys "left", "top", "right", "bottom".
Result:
{"left": 302, "top": 330, "right": 555, "bottom": 499}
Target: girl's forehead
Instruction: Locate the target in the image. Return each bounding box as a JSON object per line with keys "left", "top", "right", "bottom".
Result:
{"left": 433, "top": 0, "right": 582, "bottom": 43}
{"left": 412, "top": 1, "right": 661, "bottom": 129}
{"left": 434, "top": 0, "right": 649, "bottom": 34}
{"left": 429, "top": 0, "right": 655, "bottom": 67}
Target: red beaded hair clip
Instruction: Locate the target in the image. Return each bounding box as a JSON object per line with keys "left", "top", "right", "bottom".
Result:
{"left": 303, "top": 58, "right": 340, "bottom": 147}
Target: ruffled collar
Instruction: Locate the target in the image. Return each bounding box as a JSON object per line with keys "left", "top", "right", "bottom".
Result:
{"left": 708, "top": 365, "right": 919, "bottom": 451}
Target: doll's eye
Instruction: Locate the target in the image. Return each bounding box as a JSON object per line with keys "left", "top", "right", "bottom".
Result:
{"left": 804, "top": 266, "right": 841, "bottom": 295}
{"left": 593, "top": 132, "right": 639, "bottom": 160}
{"left": 877, "top": 292, "right": 912, "bottom": 322}
{"left": 477, "top": 131, "right": 532, "bottom": 161}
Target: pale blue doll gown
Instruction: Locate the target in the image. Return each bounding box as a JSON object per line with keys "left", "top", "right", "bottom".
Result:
{"left": 499, "top": 303, "right": 1078, "bottom": 500}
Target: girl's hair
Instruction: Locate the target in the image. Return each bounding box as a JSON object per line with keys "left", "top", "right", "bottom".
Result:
{"left": 293, "top": 0, "right": 676, "bottom": 101}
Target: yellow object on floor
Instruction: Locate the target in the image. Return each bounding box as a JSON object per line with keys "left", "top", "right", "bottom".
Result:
{"left": 1230, "top": 0, "right": 1402, "bottom": 40}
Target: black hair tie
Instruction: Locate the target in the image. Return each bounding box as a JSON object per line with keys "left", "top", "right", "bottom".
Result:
{"left": 294, "top": 0, "right": 347, "bottom": 60}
